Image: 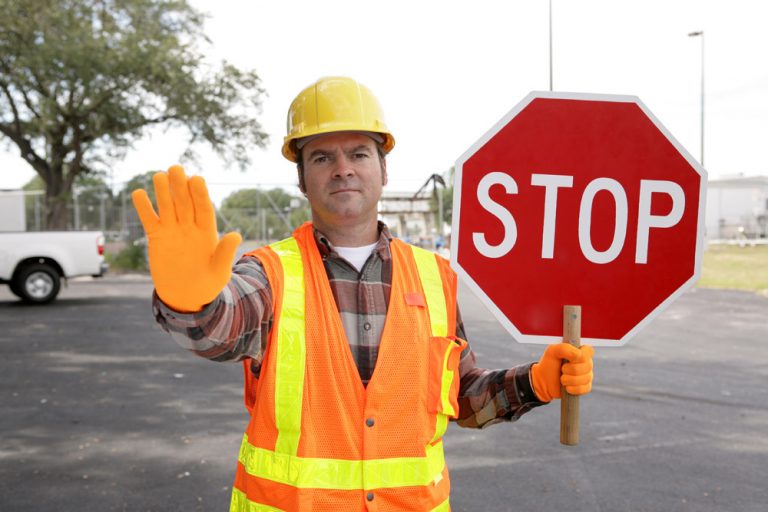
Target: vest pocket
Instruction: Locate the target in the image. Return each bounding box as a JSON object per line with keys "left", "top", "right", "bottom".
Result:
{"left": 427, "top": 336, "right": 468, "bottom": 418}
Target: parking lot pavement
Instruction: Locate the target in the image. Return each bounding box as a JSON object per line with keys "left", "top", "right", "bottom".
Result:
{"left": 1, "top": 276, "right": 767, "bottom": 511}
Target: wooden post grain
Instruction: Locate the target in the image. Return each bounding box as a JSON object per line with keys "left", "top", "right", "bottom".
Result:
{"left": 560, "top": 305, "right": 581, "bottom": 446}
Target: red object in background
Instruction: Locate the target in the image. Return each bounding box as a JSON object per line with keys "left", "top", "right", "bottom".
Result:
{"left": 451, "top": 92, "right": 706, "bottom": 346}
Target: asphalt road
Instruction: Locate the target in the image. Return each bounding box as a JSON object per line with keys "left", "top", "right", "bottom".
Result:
{"left": 1, "top": 275, "right": 766, "bottom": 511}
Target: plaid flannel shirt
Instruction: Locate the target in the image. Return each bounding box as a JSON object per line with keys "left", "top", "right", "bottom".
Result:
{"left": 153, "top": 223, "right": 543, "bottom": 428}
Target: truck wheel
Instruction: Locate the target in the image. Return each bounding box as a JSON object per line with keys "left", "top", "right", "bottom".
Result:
{"left": 13, "top": 263, "right": 61, "bottom": 304}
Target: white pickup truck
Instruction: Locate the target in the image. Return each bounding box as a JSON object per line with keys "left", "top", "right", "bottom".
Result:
{"left": 0, "top": 231, "right": 108, "bottom": 303}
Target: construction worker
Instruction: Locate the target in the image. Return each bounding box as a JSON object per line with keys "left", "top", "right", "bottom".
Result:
{"left": 131, "top": 76, "right": 594, "bottom": 511}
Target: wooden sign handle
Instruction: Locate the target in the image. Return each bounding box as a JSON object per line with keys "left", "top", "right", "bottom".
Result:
{"left": 560, "top": 305, "right": 581, "bottom": 446}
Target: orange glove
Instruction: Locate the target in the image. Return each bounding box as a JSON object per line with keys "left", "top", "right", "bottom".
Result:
{"left": 131, "top": 165, "right": 242, "bottom": 312}
{"left": 531, "top": 343, "right": 594, "bottom": 402}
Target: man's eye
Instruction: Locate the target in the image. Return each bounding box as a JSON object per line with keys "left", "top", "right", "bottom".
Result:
{"left": 352, "top": 152, "right": 369, "bottom": 160}
{"left": 313, "top": 155, "right": 328, "bottom": 164}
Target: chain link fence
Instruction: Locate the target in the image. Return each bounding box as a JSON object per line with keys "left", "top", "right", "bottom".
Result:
{"left": 3, "top": 185, "right": 313, "bottom": 271}
{"left": 13, "top": 187, "right": 310, "bottom": 234}
{"left": 3, "top": 181, "right": 448, "bottom": 270}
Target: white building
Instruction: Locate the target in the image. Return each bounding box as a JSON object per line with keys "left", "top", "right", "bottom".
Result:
{"left": 378, "top": 190, "right": 439, "bottom": 246}
{"left": 0, "top": 190, "right": 26, "bottom": 231}
{"left": 706, "top": 175, "right": 768, "bottom": 240}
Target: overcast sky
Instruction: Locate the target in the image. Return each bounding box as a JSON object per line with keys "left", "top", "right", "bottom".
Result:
{"left": 1, "top": 0, "right": 766, "bottom": 206}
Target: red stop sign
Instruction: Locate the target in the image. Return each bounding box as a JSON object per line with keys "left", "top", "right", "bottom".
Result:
{"left": 451, "top": 92, "right": 706, "bottom": 346}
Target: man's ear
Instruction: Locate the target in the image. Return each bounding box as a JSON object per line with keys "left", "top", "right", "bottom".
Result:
{"left": 297, "top": 166, "right": 306, "bottom": 194}
{"left": 381, "top": 158, "right": 388, "bottom": 186}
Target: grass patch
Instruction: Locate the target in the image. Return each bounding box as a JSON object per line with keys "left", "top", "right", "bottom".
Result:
{"left": 699, "top": 244, "right": 768, "bottom": 296}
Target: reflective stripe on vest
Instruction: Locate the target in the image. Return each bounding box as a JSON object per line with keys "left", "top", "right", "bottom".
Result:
{"left": 237, "top": 432, "right": 445, "bottom": 490}
{"left": 231, "top": 488, "right": 450, "bottom": 512}
{"left": 412, "top": 246, "right": 456, "bottom": 442}
{"left": 230, "top": 489, "right": 284, "bottom": 511}
{"left": 269, "top": 237, "right": 306, "bottom": 457}
{"left": 411, "top": 246, "right": 448, "bottom": 338}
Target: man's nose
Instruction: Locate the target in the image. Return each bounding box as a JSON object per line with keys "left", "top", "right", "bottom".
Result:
{"left": 332, "top": 155, "right": 356, "bottom": 178}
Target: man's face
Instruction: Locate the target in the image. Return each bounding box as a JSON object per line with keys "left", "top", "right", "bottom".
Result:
{"left": 300, "top": 132, "right": 387, "bottom": 229}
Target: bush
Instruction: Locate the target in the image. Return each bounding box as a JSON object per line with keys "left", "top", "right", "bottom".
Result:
{"left": 106, "top": 242, "right": 147, "bottom": 272}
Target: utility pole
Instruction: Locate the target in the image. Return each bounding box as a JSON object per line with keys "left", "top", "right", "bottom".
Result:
{"left": 549, "top": 0, "right": 553, "bottom": 91}
{"left": 688, "top": 30, "right": 705, "bottom": 167}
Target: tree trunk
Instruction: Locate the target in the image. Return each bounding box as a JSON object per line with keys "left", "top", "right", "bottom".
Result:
{"left": 43, "top": 156, "right": 83, "bottom": 230}
{"left": 45, "top": 189, "right": 70, "bottom": 230}
{"left": 44, "top": 167, "right": 71, "bottom": 230}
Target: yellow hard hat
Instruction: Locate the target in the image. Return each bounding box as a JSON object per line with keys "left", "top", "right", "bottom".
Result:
{"left": 282, "top": 76, "right": 396, "bottom": 162}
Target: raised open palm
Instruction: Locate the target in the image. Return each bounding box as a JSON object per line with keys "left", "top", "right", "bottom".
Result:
{"left": 131, "top": 165, "right": 242, "bottom": 312}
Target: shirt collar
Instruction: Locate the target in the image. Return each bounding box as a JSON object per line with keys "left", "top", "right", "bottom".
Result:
{"left": 313, "top": 221, "right": 393, "bottom": 262}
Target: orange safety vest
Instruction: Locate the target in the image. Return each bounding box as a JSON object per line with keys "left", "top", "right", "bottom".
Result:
{"left": 230, "top": 222, "right": 467, "bottom": 512}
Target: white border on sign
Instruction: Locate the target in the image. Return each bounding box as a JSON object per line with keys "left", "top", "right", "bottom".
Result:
{"left": 450, "top": 91, "right": 708, "bottom": 347}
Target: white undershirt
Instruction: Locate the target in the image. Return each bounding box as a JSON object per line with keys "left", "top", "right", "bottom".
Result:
{"left": 335, "top": 242, "right": 378, "bottom": 272}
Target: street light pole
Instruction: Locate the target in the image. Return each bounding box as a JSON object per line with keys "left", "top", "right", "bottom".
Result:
{"left": 688, "top": 30, "right": 705, "bottom": 167}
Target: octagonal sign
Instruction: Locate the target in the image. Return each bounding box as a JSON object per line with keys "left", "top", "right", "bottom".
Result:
{"left": 451, "top": 92, "right": 706, "bottom": 346}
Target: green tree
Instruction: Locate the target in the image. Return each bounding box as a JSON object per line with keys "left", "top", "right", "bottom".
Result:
{"left": 116, "top": 170, "right": 161, "bottom": 239}
{"left": 219, "top": 188, "right": 310, "bottom": 241}
{"left": 0, "top": 0, "right": 267, "bottom": 229}
{"left": 122, "top": 171, "right": 159, "bottom": 206}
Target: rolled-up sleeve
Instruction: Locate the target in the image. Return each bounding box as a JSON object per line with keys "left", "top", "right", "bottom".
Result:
{"left": 454, "top": 308, "right": 545, "bottom": 429}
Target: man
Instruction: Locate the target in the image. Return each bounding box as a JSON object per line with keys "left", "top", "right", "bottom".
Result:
{"left": 132, "top": 76, "right": 594, "bottom": 512}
